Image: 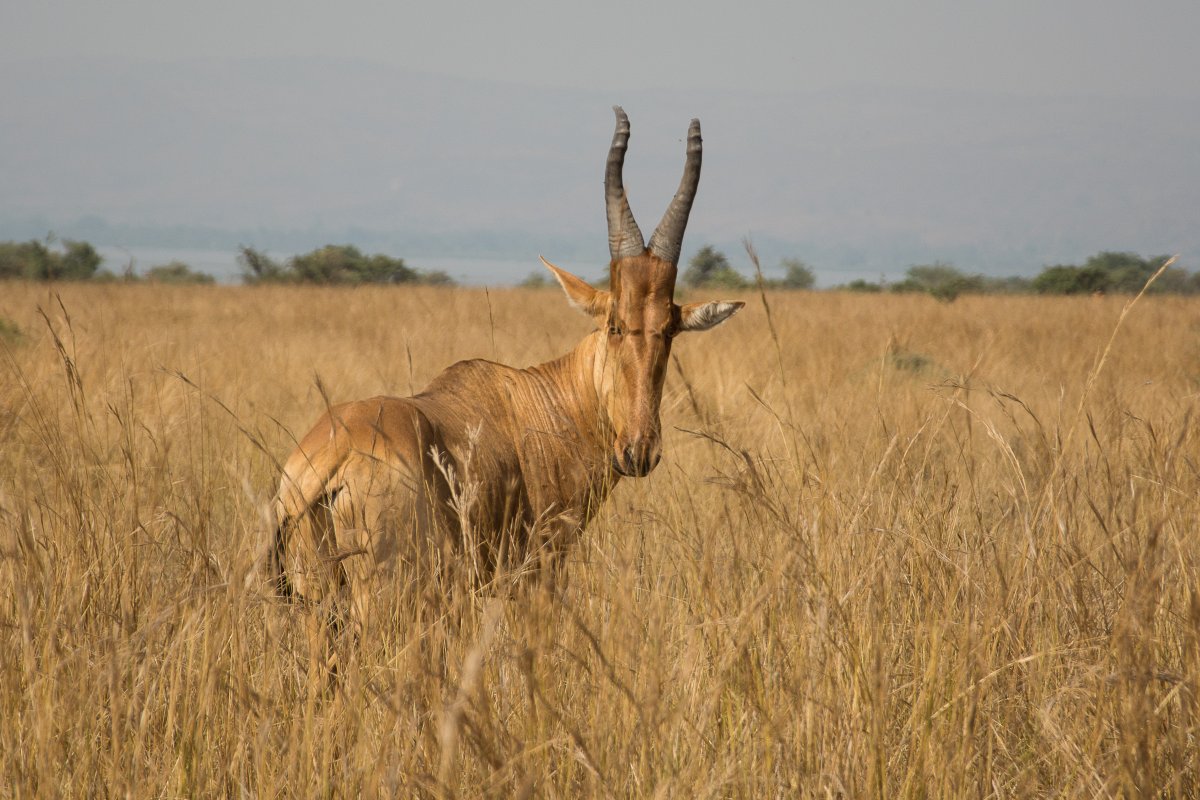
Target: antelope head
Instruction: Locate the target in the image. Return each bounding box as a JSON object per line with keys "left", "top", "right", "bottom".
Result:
{"left": 542, "top": 106, "right": 743, "bottom": 477}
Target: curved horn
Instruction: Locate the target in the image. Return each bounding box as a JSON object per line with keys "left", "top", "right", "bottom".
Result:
{"left": 648, "top": 118, "right": 702, "bottom": 266}
{"left": 606, "top": 106, "right": 645, "bottom": 262}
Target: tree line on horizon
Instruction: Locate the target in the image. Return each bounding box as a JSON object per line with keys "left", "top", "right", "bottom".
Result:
{"left": 1, "top": 237, "right": 1192, "bottom": 299}
{"left": 0, "top": 239, "right": 453, "bottom": 287}
{"left": 673, "top": 246, "right": 1191, "bottom": 300}
{"left": 237, "top": 245, "right": 454, "bottom": 286}
{"left": 0, "top": 238, "right": 217, "bottom": 284}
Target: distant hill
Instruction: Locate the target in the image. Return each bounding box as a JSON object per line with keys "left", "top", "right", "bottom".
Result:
{"left": 2, "top": 56, "right": 1197, "bottom": 279}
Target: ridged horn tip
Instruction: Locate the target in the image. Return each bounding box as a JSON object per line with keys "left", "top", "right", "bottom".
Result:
{"left": 648, "top": 117, "right": 702, "bottom": 267}
{"left": 605, "top": 105, "right": 646, "bottom": 262}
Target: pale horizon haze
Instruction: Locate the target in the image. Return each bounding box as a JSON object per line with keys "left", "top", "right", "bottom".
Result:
{"left": 3, "top": 1, "right": 1198, "bottom": 283}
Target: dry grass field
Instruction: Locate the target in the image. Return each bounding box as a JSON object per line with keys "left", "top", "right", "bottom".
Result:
{"left": 1, "top": 279, "right": 1199, "bottom": 797}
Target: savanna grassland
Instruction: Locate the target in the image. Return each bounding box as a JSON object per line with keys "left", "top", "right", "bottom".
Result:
{"left": 2, "top": 280, "right": 1199, "bottom": 797}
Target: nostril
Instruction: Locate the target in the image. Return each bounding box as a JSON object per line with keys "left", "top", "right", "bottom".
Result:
{"left": 615, "top": 442, "right": 660, "bottom": 476}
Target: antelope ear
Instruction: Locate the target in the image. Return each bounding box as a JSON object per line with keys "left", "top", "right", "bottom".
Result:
{"left": 678, "top": 300, "right": 745, "bottom": 332}
{"left": 541, "top": 256, "right": 610, "bottom": 321}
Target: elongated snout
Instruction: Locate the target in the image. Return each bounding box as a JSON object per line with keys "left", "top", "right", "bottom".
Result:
{"left": 612, "top": 435, "right": 662, "bottom": 477}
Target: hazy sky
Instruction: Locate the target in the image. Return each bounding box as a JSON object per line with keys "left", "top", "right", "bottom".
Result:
{"left": 4, "top": 2, "right": 1198, "bottom": 283}
{"left": 6, "top": 0, "right": 1199, "bottom": 97}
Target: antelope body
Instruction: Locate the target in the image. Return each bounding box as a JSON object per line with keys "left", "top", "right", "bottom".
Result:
{"left": 270, "top": 108, "right": 742, "bottom": 631}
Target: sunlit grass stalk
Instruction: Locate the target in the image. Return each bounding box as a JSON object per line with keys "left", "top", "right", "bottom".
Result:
{"left": 0, "top": 280, "right": 1196, "bottom": 796}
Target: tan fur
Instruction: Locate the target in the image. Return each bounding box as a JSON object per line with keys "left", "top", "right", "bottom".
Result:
{"left": 269, "top": 111, "right": 744, "bottom": 637}
{"left": 272, "top": 340, "right": 609, "bottom": 626}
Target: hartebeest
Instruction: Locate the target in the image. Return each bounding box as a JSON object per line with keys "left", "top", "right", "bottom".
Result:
{"left": 270, "top": 107, "right": 742, "bottom": 632}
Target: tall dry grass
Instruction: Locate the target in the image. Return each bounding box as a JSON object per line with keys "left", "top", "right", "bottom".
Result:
{"left": 1, "top": 279, "right": 1198, "bottom": 797}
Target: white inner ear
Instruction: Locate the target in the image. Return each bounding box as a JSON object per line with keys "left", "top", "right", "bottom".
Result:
{"left": 682, "top": 301, "right": 743, "bottom": 332}
{"left": 561, "top": 289, "right": 593, "bottom": 314}
{"left": 540, "top": 255, "right": 608, "bottom": 319}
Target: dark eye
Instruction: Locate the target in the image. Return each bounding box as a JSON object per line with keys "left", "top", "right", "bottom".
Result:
{"left": 608, "top": 324, "right": 623, "bottom": 337}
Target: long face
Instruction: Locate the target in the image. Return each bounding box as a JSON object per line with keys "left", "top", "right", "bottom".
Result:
{"left": 541, "top": 106, "right": 743, "bottom": 477}
{"left": 603, "top": 256, "right": 678, "bottom": 476}
{"left": 541, "top": 254, "right": 742, "bottom": 478}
